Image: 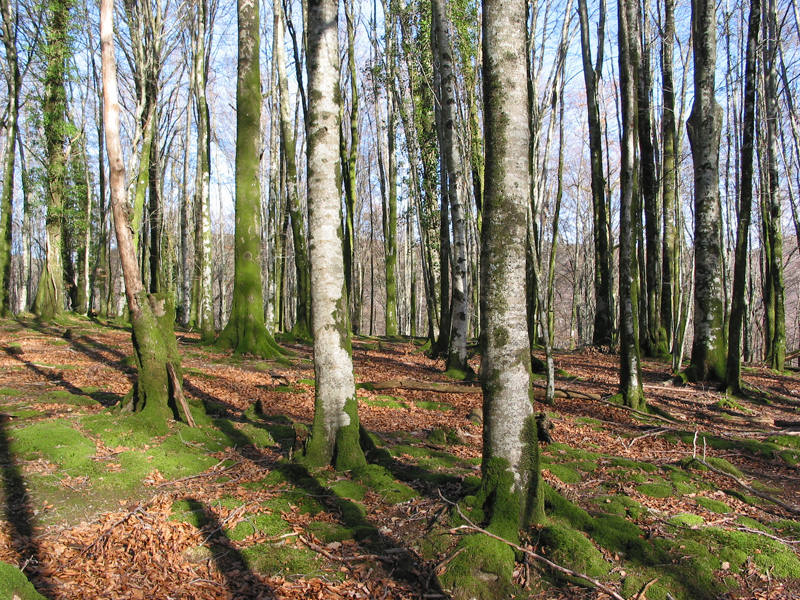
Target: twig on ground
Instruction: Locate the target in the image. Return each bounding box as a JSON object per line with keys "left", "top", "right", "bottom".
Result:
{"left": 634, "top": 578, "right": 658, "bottom": 600}
{"left": 626, "top": 428, "right": 668, "bottom": 448}
{"left": 693, "top": 457, "right": 800, "bottom": 516}
{"left": 437, "top": 491, "right": 625, "bottom": 600}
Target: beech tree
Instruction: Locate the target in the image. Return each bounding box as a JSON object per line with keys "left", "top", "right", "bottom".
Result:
{"left": 217, "top": 0, "right": 283, "bottom": 359}
{"left": 302, "top": 0, "right": 366, "bottom": 469}
{"left": 100, "top": 0, "right": 189, "bottom": 430}
{"left": 442, "top": 0, "right": 539, "bottom": 594}
{"left": 34, "top": 0, "right": 72, "bottom": 321}
{"left": 618, "top": 0, "right": 644, "bottom": 409}
{"left": 687, "top": 0, "right": 726, "bottom": 382}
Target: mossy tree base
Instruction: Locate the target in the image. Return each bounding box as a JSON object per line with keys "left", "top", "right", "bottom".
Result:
{"left": 303, "top": 397, "right": 367, "bottom": 471}
{"left": 121, "top": 292, "right": 199, "bottom": 434}
{"left": 217, "top": 315, "right": 285, "bottom": 359}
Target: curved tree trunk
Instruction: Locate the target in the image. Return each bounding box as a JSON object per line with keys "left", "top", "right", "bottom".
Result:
{"left": 100, "top": 0, "right": 190, "bottom": 433}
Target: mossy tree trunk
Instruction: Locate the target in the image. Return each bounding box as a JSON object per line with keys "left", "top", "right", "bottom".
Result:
{"left": 761, "top": 0, "right": 785, "bottom": 372}
{"left": 275, "top": 1, "right": 311, "bottom": 339}
{"left": 0, "top": 0, "right": 19, "bottom": 316}
{"left": 217, "top": 0, "right": 284, "bottom": 359}
{"left": 636, "top": 3, "right": 664, "bottom": 357}
{"left": 618, "top": 0, "right": 645, "bottom": 410}
{"left": 302, "top": 0, "right": 366, "bottom": 471}
{"left": 577, "top": 0, "right": 614, "bottom": 348}
{"left": 432, "top": 0, "right": 469, "bottom": 374}
{"left": 726, "top": 0, "right": 759, "bottom": 393}
{"left": 190, "top": 0, "right": 214, "bottom": 343}
{"left": 100, "top": 0, "right": 188, "bottom": 433}
{"left": 178, "top": 88, "right": 192, "bottom": 327}
{"left": 341, "top": 0, "right": 359, "bottom": 332}
{"left": 88, "top": 39, "right": 109, "bottom": 317}
{"left": 660, "top": 0, "right": 678, "bottom": 360}
{"left": 382, "top": 0, "right": 399, "bottom": 337}
{"left": 686, "top": 0, "right": 726, "bottom": 383}
{"left": 35, "top": 0, "right": 73, "bottom": 322}
{"left": 444, "top": 0, "right": 541, "bottom": 594}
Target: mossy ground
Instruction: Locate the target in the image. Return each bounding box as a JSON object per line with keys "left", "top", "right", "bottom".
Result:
{"left": 2, "top": 319, "right": 800, "bottom": 599}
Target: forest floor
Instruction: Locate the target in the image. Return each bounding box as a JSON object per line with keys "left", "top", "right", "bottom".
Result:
{"left": 1, "top": 315, "right": 800, "bottom": 600}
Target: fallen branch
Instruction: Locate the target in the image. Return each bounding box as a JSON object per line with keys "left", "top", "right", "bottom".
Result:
{"left": 634, "top": 578, "right": 659, "bottom": 600}
{"left": 168, "top": 362, "right": 196, "bottom": 427}
{"left": 438, "top": 491, "right": 625, "bottom": 600}
{"left": 694, "top": 457, "right": 800, "bottom": 516}
{"left": 594, "top": 396, "right": 681, "bottom": 425}
{"left": 626, "top": 428, "right": 669, "bottom": 448}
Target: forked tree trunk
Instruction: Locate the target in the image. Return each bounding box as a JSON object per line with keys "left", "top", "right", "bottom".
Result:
{"left": 302, "top": 0, "right": 366, "bottom": 471}
{"left": 217, "top": 0, "right": 284, "bottom": 359}
{"left": 100, "top": 0, "right": 190, "bottom": 432}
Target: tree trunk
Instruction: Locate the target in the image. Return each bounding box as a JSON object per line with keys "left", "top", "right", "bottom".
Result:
{"left": 618, "top": 0, "right": 645, "bottom": 409}
{"left": 432, "top": 0, "right": 469, "bottom": 375}
{"left": 382, "top": 0, "right": 399, "bottom": 337}
{"left": 0, "top": 0, "right": 19, "bottom": 316}
{"left": 191, "top": 0, "right": 214, "bottom": 342}
{"left": 217, "top": 0, "right": 284, "bottom": 359}
{"left": 342, "top": 0, "right": 359, "bottom": 331}
{"left": 35, "top": 0, "right": 72, "bottom": 322}
{"left": 761, "top": 0, "right": 785, "bottom": 371}
{"left": 275, "top": 1, "right": 311, "bottom": 339}
{"left": 577, "top": 0, "right": 614, "bottom": 347}
{"left": 302, "top": 0, "right": 366, "bottom": 471}
{"left": 726, "top": 0, "right": 759, "bottom": 393}
{"left": 660, "top": 0, "right": 678, "bottom": 357}
{"left": 100, "top": 0, "right": 190, "bottom": 432}
{"left": 687, "top": 0, "right": 726, "bottom": 382}
{"left": 442, "top": 0, "right": 541, "bottom": 593}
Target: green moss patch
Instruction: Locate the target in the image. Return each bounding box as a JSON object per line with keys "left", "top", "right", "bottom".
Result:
{"left": 696, "top": 497, "right": 730, "bottom": 514}
{"left": 352, "top": 464, "right": 417, "bottom": 504}
{"left": 226, "top": 512, "right": 290, "bottom": 541}
{"left": 308, "top": 521, "right": 354, "bottom": 543}
{"left": 330, "top": 480, "right": 366, "bottom": 501}
{"left": 636, "top": 482, "right": 673, "bottom": 498}
{"left": 592, "top": 495, "right": 645, "bottom": 518}
{"left": 241, "top": 543, "right": 322, "bottom": 577}
{"left": 0, "top": 561, "right": 47, "bottom": 600}
{"left": 668, "top": 513, "right": 705, "bottom": 527}
{"left": 37, "top": 390, "right": 98, "bottom": 406}
{"left": 10, "top": 421, "right": 96, "bottom": 473}
{"left": 0, "top": 387, "right": 24, "bottom": 396}
{"left": 439, "top": 533, "right": 514, "bottom": 600}
{"left": 413, "top": 399, "right": 453, "bottom": 411}
{"left": 546, "top": 463, "right": 581, "bottom": 483}
{"left": 363, "top": 396, "right": 408, "bottom": 409}
{"left": 539, "top": 523, "right": 611, "bottom": 578}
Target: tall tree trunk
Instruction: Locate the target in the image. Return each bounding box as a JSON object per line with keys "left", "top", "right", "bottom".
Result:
{"left": 191, "top": 0, "right": 214, "bottom": 342}
{"left": 0, "top": 0, "right": 20, "bottom": 316}
{"left": 35, "top": 0, "right": 72, "bottom": 321}
{"left": 637, "top": 0, "right": 663, "bottom": 356}
{"left": 687, "top": 0, "right": 726, "bottom": 382}
{"left": 217, "top": 0, "right": 284, "bottom": 359}
{"left": 275, "top": 1, "right": 311, "bottom": 339}
{"left": 382, "top": 0, "right": 399, "bottom": 337}
{"left": 761, "top": 0, "right": 785, "bottom": 371}
{"left": 726, "top": 0, "right": 759, "bottom": 393}
{"left": 577, "top": 0, "right": 614, "bottom": 347}
{"left": 432, "top": 0, "right": 469, "bottom": 375}
{"left": 618, "top": 0, "right": 645, "bottom": 409}
{"left": 179, "top": 93, "right": 192, "bottom": 326}
{"left": 302, "top": 0, "right": 366, "bottom": 470}
{"left": 659, "top": 0, "right": 678, "bottom": 358}
{"left": 342, "top": 0, "right": 359, "bottom": 329}
{"left": 442, "top": 0, "right": 541, "bottom": 592}
{"left": 100, "top": 0, "right": 190, "bottom": 432}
